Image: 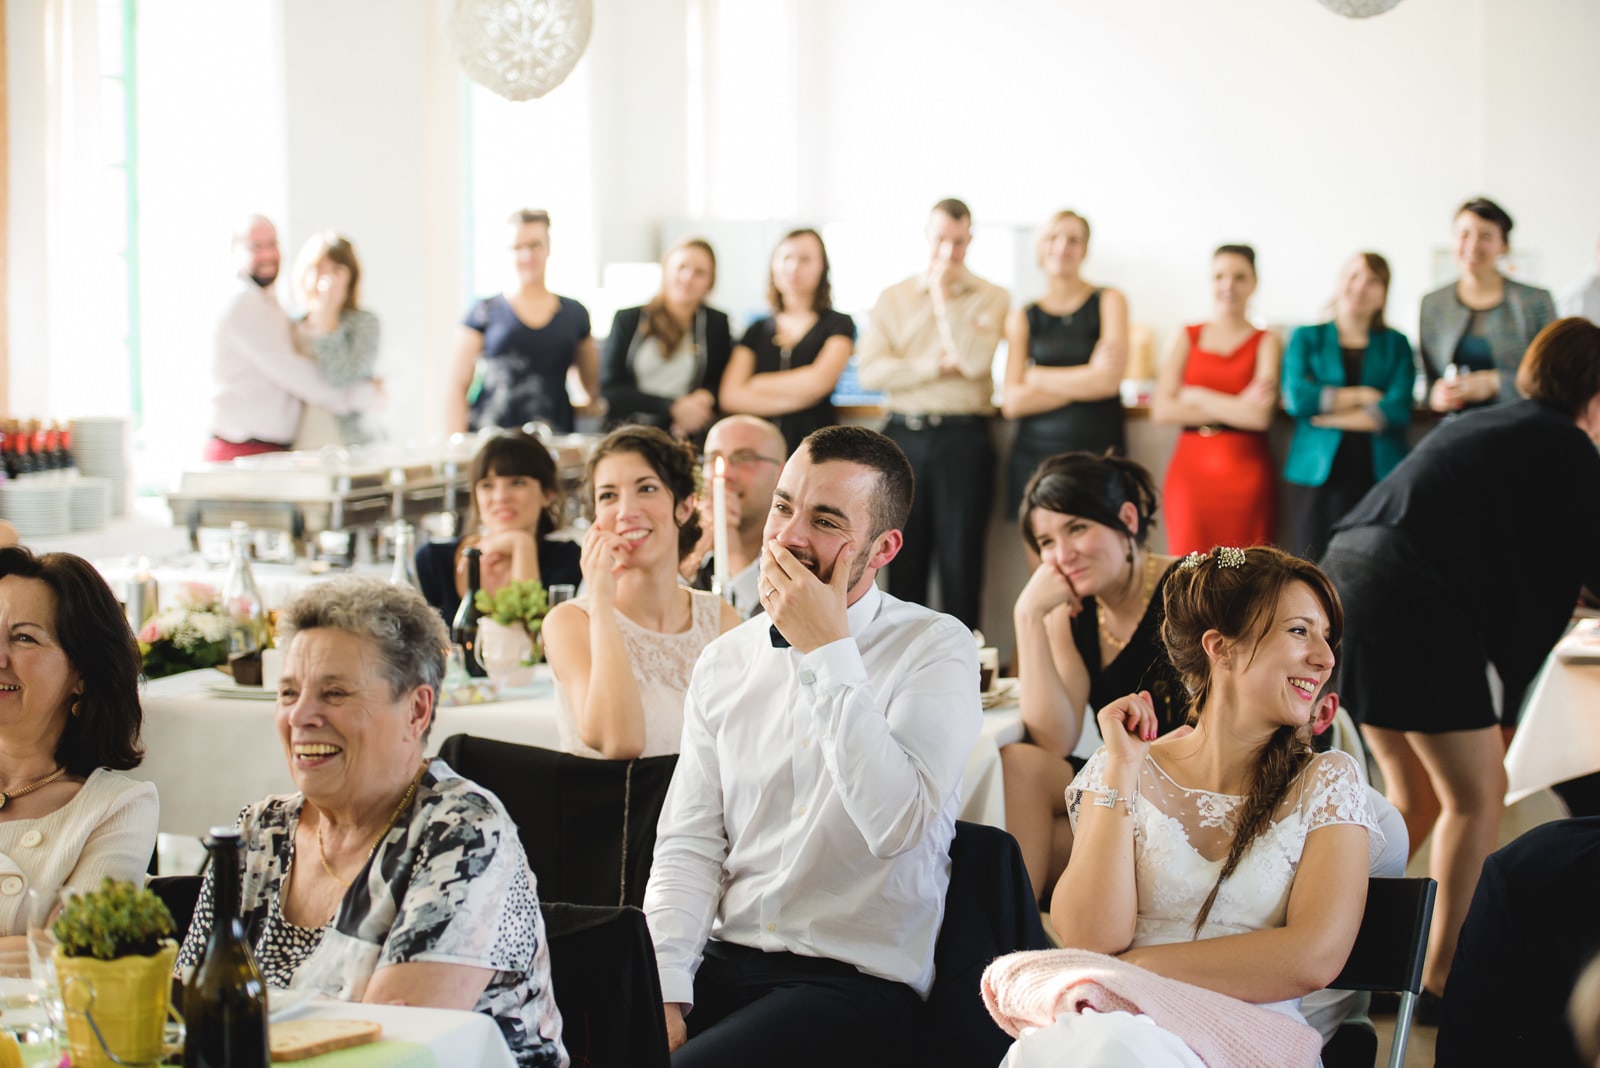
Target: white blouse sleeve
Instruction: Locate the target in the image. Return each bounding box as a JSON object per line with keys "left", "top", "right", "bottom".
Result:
{"left": 62, "top": 775, "right": 160, "bottom": 891}
{"left": 1301, "top": 750, "right": 1384, "bottom": 854}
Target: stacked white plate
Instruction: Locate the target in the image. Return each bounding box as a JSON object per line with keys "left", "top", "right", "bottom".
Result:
{"left": 69, "top": 417, "right": 129, "bottom": 516}
{"left": 0, "top": 482, "right": 71, "bottom": 539}
{"left": 68, "top": 477, "right": 111, "bottom": 531}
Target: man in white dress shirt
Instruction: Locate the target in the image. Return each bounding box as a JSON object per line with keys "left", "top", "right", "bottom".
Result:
{"left": 205, "top": 215, "right": 377, "bottom": 461}
{"left": 645, "top": 424, "right": 982, "bottom": 1065}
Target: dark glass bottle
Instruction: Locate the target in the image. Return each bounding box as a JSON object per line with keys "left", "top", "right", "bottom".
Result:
{"left": 184, "top": 828, "right": 269, "bottom": 1068}
{"left": 452, "top": 546, "right": 487, "bottom": 677}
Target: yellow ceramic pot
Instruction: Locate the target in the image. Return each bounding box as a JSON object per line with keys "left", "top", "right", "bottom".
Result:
{"left": 52, "top": 941, "right": 177, "bottom": 1068}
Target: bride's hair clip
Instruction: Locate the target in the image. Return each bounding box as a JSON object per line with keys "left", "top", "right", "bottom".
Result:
{"left": 1177, "top": 546, "right": 1248, "bottom": 571}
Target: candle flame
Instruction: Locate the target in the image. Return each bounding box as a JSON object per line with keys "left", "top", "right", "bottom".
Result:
{"left": 135, "top": 556, "right": 151, "bottom": 579}
{"left": 713, "top": 455, "right": 726, "bottom": 478}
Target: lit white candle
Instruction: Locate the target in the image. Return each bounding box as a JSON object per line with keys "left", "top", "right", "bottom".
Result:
{"left": 712, "top": 455, "right": 731, "bottom": 599}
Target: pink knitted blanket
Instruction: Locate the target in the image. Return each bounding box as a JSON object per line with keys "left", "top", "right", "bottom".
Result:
{"left": 981, "top": 948, "right": 1322, "bottom": 1068}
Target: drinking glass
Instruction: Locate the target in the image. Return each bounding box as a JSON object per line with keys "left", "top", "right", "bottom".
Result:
{"left": 0, "top": 889, "right": 64, "bottom": 1063}
{"left": 547, "top": 584, "right": 576, "bottom": 607}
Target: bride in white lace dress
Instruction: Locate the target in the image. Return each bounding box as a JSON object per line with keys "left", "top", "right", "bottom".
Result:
{"left": 543, "top": 426, "right": 741, "bottom": 759}
{"left": 1009, "top": 545, "right": 1382, "bottom": 1066}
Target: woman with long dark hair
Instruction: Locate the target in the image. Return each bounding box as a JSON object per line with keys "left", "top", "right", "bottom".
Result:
{"left": 542, "top": 426, "right": 740, "bottom": 759}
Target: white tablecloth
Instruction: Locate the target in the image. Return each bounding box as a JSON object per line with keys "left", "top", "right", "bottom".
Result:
{"left": 138, "top": 668, "right": 1018, "bottom": 841}
{"left": 1505, "top": 627, "right": 1600, "bottom": 804}
{"left": 287, "top": 1001, "right": 516, "bottom": 1067}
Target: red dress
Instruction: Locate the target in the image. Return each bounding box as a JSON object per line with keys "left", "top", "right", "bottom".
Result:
{"left": 1162, "top": 325, "right": 1276, "bottom": 555}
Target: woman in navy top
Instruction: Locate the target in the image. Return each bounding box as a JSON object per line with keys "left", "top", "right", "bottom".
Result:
{"left": 447, "top": 209, "right": 599, "bottom": 434}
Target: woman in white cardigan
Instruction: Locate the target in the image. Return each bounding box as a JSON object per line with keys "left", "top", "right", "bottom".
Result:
{"left": 0, "top": 547, "right": 157, "bottom": 945}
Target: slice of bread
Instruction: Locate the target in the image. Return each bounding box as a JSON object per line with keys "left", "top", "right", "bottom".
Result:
{"left": 269, "top": 1018, "right": 383, "bottom": 1062}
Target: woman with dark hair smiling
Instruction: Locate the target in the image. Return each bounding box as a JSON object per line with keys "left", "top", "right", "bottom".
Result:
{"left": 1323, "top": 317, "right": 1600, "bottom": 1018}
{"left": 718, "top": 228, "right": 856, "bottom": 452}
{"left": 1000, "top": 452, "right": 1181, "bottom": 902}
{"left": 1420, "top": 197, "right": 1557, "bottom": 413}
{"left": 542, "top": 426, "right": 740, "bottom": 759}
{"left": 0, "top": 547, "right": 155, "bottom": 947}
{"left": 415, "top": 430, "right": 580, "bottom": 623}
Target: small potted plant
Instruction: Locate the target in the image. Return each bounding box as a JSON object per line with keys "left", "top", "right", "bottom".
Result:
{"left": 473, "top": 579, "right": 550, "bottom": 686}
{"left": 51, "top": 878, "right": 178, "bottom": 1068}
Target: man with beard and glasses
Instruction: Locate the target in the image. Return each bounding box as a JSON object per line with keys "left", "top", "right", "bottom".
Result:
{"left": 644, "top": 424, "right": 982, "bottom": 1066}
{"left": 206, "top": 214, "right": 379, "bottom": 461}
{"left": 685, "top": 415, "right": 788, "bottom": 618}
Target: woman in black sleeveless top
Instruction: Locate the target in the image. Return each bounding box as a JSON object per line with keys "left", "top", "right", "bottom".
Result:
{"left": 1001, "top": 211, "right": 1130, "bottom": 517}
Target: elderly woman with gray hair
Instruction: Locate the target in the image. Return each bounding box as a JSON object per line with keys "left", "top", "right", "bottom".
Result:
{"left": 176, "top": 576, "right": 566, "bottom": 1067}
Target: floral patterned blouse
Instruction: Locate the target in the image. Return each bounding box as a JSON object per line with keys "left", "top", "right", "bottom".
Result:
{"left": 176, "top": 759, "right": 566, "bottom": 1067}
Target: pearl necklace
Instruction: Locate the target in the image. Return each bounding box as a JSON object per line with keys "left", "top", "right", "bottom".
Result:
{"left": 1097, "top": 554, "right": 1161, "bottom": 662}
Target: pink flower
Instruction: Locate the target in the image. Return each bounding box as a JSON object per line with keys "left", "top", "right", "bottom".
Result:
{"left": 137, "top": 620, "right": 161, "bottom": 643}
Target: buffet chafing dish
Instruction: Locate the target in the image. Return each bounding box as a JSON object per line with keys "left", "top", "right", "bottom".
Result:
{"left": 167, "top": 433, "right": 602, "bottom": 563}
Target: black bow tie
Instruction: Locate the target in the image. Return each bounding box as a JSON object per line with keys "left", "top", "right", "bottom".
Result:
{"left": 769, "top": 625, "right": 790, "bottom": 649}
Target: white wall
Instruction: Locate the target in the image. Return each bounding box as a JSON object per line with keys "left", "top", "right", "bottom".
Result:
{"left": 10, "top": 0, "right": 1600, "bottom": 452}
{"left": 782, "top": 0, "right": 1568, "bottom": 341}
{"left": 279, "top": 0, "right": 463, "bottom": 442}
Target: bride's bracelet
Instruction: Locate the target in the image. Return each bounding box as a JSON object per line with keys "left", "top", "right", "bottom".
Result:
{"left": 1092, "top": 788, "right": 1135, "bottom": 813}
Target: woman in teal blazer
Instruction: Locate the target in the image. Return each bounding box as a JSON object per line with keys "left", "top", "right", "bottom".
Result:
{"left": 1282, "top": 252, "right": 1415, "bottom": 559}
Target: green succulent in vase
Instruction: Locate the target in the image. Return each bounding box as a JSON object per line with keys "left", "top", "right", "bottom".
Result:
{"left": 473, "top": 579, "right": 550, "bottom": 666}
{"left": 53, "top": 877, "right": 177, "bottom": 961}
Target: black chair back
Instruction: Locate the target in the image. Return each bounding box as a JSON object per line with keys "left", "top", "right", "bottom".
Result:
{"left": 919, "top": 821, "right": 1052, "bottom": 1067}
{"left": 1328, "top": 876, "right": 1437, "bottom": 1068}
{"left": 436, "top": 734, "right": 678, "bottom": 908}
{"left": 543, "top": 903, "right": 670, "bottom": 1068}
{"left": 149, "top": 874, "right": 203, "bottom": 945}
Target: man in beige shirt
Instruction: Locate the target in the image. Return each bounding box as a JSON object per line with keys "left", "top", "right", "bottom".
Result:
{"left": 856, "top": 198, "right": 1008, "bottom": 628}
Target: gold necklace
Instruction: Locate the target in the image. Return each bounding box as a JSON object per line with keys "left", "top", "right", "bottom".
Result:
{"left": 314, "top": 762, "right": 426, "bottom": 889}
{"left": 1097, "top": 554, "right": 1161, "bottom": 662}
{"left": 0, "top": 766, "right": 67, "bottom": 810}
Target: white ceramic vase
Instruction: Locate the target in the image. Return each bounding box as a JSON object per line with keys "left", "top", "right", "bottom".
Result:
{"left": 477, "top": 618, "right": 538, "bottom": 686}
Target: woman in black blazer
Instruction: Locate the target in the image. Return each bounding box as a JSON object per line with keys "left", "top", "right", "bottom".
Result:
{"left": 600, "top": 238, "right": 732, "bottom": 442}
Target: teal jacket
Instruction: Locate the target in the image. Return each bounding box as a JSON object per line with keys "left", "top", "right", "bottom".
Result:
{"left": 1282, "top": 322, "right": 1414, "bottom": 487}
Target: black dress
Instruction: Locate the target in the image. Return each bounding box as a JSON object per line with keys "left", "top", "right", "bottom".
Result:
{"left": 1322, "top": 399, "right": 1600, "bottom": 731}
{"left": 1067, "top": 561, "right": 1189, "bottom": 740}
{"left": 464, "top": 295, "right": 591, "bottom": 433}
{"left": 415, "top": 537, "right": 582, "bottom": 624}
{"left": 1285, "top": 345, "right": 1377, "bottom": 561}
{"left": 1007, "top": 294, "right": 1126, "bottom": 517}
{"left": 734, "top": 310, "right": 856, "bottom": 453}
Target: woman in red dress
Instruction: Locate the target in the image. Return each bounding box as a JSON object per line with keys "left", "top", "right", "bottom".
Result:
{"left": 1153, "top": 245, "right": 1281, "bottom": 554}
